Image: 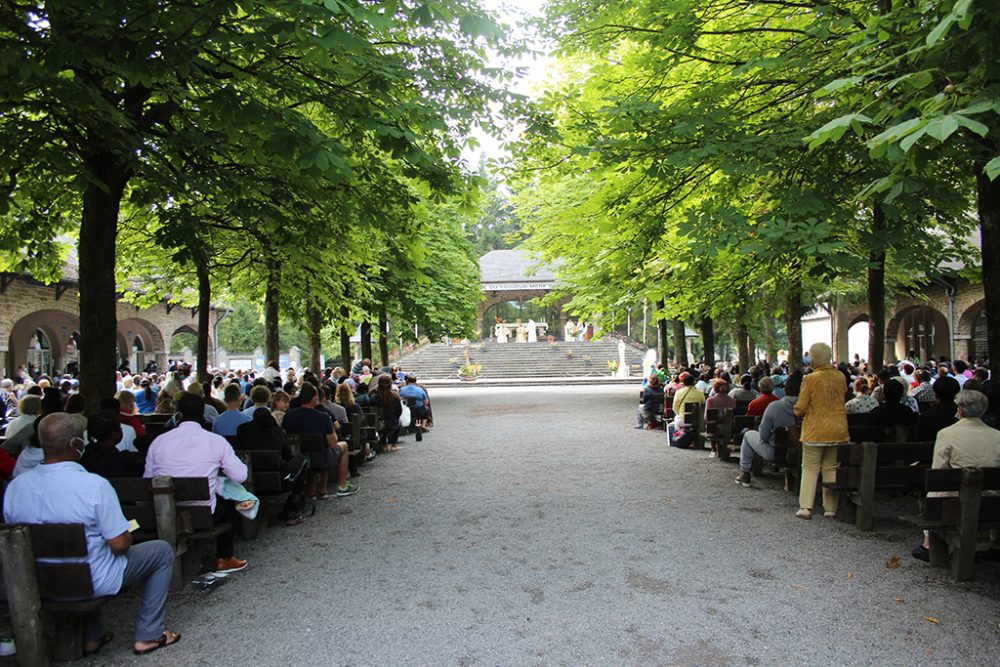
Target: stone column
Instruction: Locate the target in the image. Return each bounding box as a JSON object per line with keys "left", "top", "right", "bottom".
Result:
{"left": 155, "top": 351, "right": 168, "bottom": 372}
{"left": 288, "top": 345, "right": 301, "bottom": 370}
{"left": 884, "top": 337, "right": 897, "bottom": 364}
{"left": 954, "top": 335, "right": 973, "bottom": 363}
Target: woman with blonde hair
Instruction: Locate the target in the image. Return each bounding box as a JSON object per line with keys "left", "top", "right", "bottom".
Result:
{"left": 793, "top": 342, "right": 850, "bottom": 519}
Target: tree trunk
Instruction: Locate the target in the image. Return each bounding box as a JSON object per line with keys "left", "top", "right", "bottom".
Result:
{"left": 868, "top": 204, "right": 887, "bottom": 369}
{"left": 78, "top": 156, "right": 127, "bottom": 415}
{"left": 672, "top": 319, "right": 688, "bottom": 367}
{"left": 378, "top": 305, "right": 390, "bottom": 368}
{"left": 195, "top": 256, "right": 211, "bottom": 382}
{"left": 736, "top": 321, "right": 750, "bottom": 373}
{"left": 307, "top": 301, "right": 322, "bottom": 372}
{"left": 785, "top": 280, "right": 804, "bottom": 371}
{"left": 764, "top": 316, "right": 778, "bottom": 363}
{"left": 833, "top": 295, "right": 851, "bottom": 364}
{"left": 340, "top": 305, "right": 352, "bottom": 372}
{"left": 977, "top": 167, "right": 1000, "bottom": 369}
{"left": 360, "top": 320, "right": 373, "bottom": 363}
{"left": 700, "top": 316, "right": 715, "bottom": 367}
{"left": 656, "top": 302, "right": 668, "bottom": 365}
{"left": 264, "top": 259, "right": 281, "bottom": 366}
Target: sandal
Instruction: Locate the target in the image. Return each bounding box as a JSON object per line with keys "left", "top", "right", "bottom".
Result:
{"left": 83, "top": 631, "right": 114, "bottom": 656}
{"left": 134, "top": 631, "right": 181, "bottom": 655}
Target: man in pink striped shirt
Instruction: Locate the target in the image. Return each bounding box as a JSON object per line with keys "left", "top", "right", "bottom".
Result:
{"left": 145, "top": 393, "right": 249, "bottom": 574}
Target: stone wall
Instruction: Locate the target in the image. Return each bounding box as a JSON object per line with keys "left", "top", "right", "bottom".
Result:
{"left": 0, "top": 275, "right": 219, "bottom": 377}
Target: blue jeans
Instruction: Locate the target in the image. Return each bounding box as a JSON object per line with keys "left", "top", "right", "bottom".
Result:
{"left": 84, "top": 540, "right": 174, "bottom": 644}
{"left": 739, "top": 430, "right": 776, "bottom": 472}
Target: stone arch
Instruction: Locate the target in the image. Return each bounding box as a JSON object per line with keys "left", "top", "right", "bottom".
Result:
{"left": 886, "top": 304, "right": 951, "bottom": 363}
{"left": 957, "top": 299, "right": 985, "bottom": 339}
{"left": 956, "top": 299, "right": 987, "bottom": 362}
{"left": 6, "top": 308, "right": 81, "bottom": 378}
{"left": 848, "top": 313, "right": 870, "bottom": 329}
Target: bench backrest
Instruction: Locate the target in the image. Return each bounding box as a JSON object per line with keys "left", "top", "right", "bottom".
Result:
{"left": 924, "top": 468, "right": 1000, "bottom": 524}
{"left": 110, "top": 477, "right": 215, "bottom": 535}
{"left": 0, "top": 523, "right": 93, "bottom": 599}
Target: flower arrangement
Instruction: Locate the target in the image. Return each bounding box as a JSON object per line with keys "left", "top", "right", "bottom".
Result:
{"left": 607, "top": 360, "right": 619, "bottom": 372}
{"left": 458, "top": 363, "right": 482, "bottom": 380}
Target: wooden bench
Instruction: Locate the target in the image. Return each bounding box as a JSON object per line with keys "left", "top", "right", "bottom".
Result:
{"left": 824, "top": 441, "right": 934, "bottom": 531}
{"left": 703, "top": 407, "right": 733, "bottom": 460}
{"left": 140, "top": 413, "right": 172, "bottom": 440}
{"left": 684, "top": 402, "right": 705, "bottom": 448}
{"left": 0, "top": 523, "right": 110, "bottom": 663}
{"left": 727, "top": 414, "right": 761, "bottom": 462}
{"left": 109, "top": 476, "right": 227, "bottom": 588}
{"left": 902, "top": 468, "right": 1000, "bottom": 581}
{"left": 765, "top": 425, "right": 801, "bottom": 492}
{"left": 240, "top": 449, "right": 293, "bottom": 536}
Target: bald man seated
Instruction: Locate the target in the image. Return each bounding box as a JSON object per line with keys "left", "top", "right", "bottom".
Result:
{"left": 3, "top": 413, "right": 181, "bottom": 656}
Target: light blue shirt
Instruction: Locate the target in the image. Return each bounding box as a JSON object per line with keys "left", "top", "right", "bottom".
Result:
{"left": 399, "top": 384, "right": 429, "bottom": 409}
{"left": 212, "top": 409, "right": 251, "bottom": 437}
{"left": 4, "top": 462, "right": 129, "bottom": 597}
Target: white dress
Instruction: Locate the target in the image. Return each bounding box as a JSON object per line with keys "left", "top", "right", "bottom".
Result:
{"left": 527, "top": 319, "right": 537, "bottom": 343}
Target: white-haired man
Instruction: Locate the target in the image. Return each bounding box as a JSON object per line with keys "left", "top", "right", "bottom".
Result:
{"left": 912, "top": 390, "right": 1000, "bottom": 562}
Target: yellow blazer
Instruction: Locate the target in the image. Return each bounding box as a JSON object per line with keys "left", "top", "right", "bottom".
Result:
{"left": 793, "top": 364, "right": 850, "bottom": 443}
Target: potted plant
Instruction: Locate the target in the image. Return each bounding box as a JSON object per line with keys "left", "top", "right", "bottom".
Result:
{"left": 458, "top": 363, "right": 482, "bottom": 381}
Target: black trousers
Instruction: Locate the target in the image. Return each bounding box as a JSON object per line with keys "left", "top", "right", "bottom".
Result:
{"left": 212, "top": 499, "right": 241, "bottom": 559}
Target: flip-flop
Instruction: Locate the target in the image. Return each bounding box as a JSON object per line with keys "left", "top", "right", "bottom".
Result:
{"left": 134, "top": 631, "right": 181, "bottom": 656}
{"left": 83, "top": 631, "right": 114, "bottom": 656}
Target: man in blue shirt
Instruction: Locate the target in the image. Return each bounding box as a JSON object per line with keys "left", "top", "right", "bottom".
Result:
{"left": 4, "top": 413, "right": 180, "bottom": 656}
{"left": 213, "top": 383, "right": 252, "bottom": 437}
{"left": 398, "top": 375, "right": 430, "bottom": 424}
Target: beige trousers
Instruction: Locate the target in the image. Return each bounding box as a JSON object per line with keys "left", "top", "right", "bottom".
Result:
{"left": 799, "top": 444, "right": 839, "bottom": 513}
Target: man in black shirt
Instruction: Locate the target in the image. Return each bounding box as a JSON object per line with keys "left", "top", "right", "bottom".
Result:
{"left": 282, "top": 383, "right": 357, "bottom": 499}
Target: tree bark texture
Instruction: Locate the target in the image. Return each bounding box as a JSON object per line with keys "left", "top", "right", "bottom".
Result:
{"left": 307, "top": 301, "right": 322, "bottom": 372}
{"left": 264, "top": 259, "right": 281, "bottom": 366}
{"left": 360, "top": 320, "right": 372, "bottom": 363}
{"left": 976, "top": 167, "right": 1000, "bottom": 368}
{"left": 736, "top": 321, "right": 750, "bottom": 373}
{"left": 700, "top": 316, "right": 715, "bottom": 367}
{"left": 785, "top": 281, "right": 804, "bottom": 372}
{"left": 340, "top": 305, "right": 352, "bottom": 372}
{"left": 656, "top": 301, "right": 668, "bottom": 365}
{"left": 78, "top": 155, "right": 127, "bottom": 415}
{"left": 378, "top": 305, "right": 390, "bottom": 368}
{"left": 764, "top": 316, "right": 778, "bottom": 363}
{"left": 868, "top": 204, "right": 887, "bottom": 369}
{"left": 195, "top": 257, "right": 211, "bottom": 382}
{"left": 672, "top": 319, "right": 688, "bottom": 367}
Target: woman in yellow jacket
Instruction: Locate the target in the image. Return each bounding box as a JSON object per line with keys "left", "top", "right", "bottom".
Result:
{"left": 793, "top": 342, "right": 850, "bottom": 519}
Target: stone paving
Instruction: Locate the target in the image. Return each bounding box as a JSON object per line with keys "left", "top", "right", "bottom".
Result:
{"left": 94, "top": 385, "right": 1000, "bottom": 666}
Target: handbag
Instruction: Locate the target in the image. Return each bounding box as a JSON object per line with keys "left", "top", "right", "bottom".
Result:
{"left": 399, "top": 404, "right": 412, "bottom": 428}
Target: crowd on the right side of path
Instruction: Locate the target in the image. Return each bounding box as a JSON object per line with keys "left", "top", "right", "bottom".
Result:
{"left": 634, "top": 343, "right": 1000, "bottom": 564}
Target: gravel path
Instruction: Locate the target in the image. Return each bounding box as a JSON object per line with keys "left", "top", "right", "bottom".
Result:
{"left": 94, "top": 385, "right": 1000, "bottom": 666}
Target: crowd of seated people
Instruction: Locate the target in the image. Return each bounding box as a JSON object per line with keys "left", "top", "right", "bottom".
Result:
{"left": 0, "top": 358, "right": 432, "bottom": 656}
{"left": 632, "top": 346, "right": 999, "bottom": 538}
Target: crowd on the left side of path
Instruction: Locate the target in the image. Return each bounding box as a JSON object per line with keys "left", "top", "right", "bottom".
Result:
{"left": 0, "top": 357, "right": 432, "bottom": 657}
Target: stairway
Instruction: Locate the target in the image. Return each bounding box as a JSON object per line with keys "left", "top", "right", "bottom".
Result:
{"left": 396, "top": 339, "right": 648, "bottom": 381}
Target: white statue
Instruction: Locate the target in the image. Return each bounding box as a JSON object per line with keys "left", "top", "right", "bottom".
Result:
{"left": 617, "top": 338, "right": 628, "bottom": 378}
{"left": 527, "top": 318, "right": 537, "bottom": 343}
{"left": 564, "top": 319, "right": 576, "bottom": 341}
{"left": 643, "top": 348, "right": 658, "bottom": 378}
